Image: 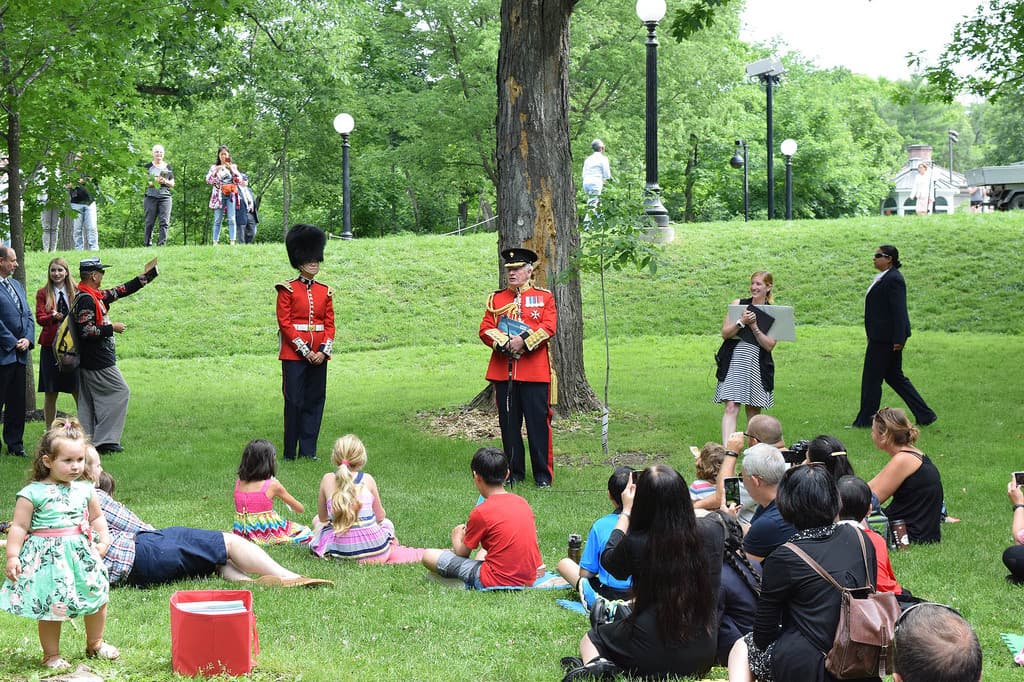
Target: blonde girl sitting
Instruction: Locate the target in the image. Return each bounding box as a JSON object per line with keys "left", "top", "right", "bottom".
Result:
{"left": 310, "top": 434, "right": 423, "bottom": 564}
{"left": 0, "top": 418, "right": 119, "bottom": 670}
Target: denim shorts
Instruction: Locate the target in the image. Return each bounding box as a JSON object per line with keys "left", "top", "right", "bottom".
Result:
{"left": 435, "top": 550, "right": 484, "bottom": 590}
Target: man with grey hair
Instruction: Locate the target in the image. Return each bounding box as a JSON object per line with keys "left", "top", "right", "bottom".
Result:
{"left": 893, "top": 603, "right": 981, "bottom": 682}
{"left": 581, "top": 139, "right": 611, "bottom": 200}
{"left": 736, "top": 443, "right": 795, "bottom": 562}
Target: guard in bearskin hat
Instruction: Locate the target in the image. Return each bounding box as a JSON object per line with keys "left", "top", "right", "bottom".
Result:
{"left": 276, "top": 224, "right": 335, "bottom": 460}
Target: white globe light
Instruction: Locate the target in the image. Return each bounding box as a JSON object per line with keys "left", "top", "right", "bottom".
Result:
{"left": 636, "top": 0, "right": 666, "bottom": 22}
{"left": 333, "top": 113, "right": 355, "bottom": 135}
{"left": 780, "top": 138, "right": 798, "bottom": 156}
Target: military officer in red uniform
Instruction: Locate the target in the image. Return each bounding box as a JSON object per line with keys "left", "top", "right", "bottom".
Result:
{"left": 479, "top": 247, "right": 557, "bottom": 487}
{"left": 277, "top": 224, "right": 335, "bottom": 461}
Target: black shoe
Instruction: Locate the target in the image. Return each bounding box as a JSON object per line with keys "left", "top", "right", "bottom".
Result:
{"left": 95, "top": 444, "right": 124, "bottom": 454}
{"left": 536, "top": 481, "right": 551, "bottom": 488}
{"left": 918, "top": 415, "right": 937, "bottom": 426}
{"left": 560, "top": 656, "right": 583, "bottom": 673}
{"left": 299, "top": 454, "right": 319, "bottom": 461}
{"left": 8, "top": 448, "right": 26, "bottom": 457}
{"left": 562, "top": 658, "right": 621, "bottom": 681}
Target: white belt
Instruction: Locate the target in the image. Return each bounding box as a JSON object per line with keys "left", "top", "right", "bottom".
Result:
{"left": 293, "top": 324, "right": 324, "bottom": 332}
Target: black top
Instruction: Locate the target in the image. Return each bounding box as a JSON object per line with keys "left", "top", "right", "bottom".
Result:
{"left": 72, "top": 276, "right": 149, "bottom": 370}
{"left": 754, "top": 524, "right": 880, "bottom": 682}
{"left": 884, "top": 452, "right": 943, "bottom": 544}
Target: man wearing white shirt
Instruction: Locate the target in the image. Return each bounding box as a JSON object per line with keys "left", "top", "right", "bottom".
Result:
{"left": 581, "top": 139, "right": 612, "bottom": 202}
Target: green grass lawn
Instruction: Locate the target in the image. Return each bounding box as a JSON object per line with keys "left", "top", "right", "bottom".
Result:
{"left": 1, "top": 212, "right": 1022, "bottom": 680}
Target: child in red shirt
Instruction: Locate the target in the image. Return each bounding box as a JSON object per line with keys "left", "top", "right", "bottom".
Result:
{"left": 422, "top": 447, "right": 541, "bottom": 589}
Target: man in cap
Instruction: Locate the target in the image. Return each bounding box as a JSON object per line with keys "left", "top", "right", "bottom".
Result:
{"left": 235, "top": 174, "right": 259, "bottom": 244}
{"left": 479, "top": 247, "right": 557, "bottom": 487}
{"left": 73, "top": 257, "right": 159, "bottom": 453}
{"left": 276, "top": 224, "right": 335, "bottom": 460}
{"left": 0, "top": 245, "right": 33, "bottom": 456}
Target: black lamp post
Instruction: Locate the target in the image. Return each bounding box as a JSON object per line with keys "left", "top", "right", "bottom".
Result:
{"left": 333, "top": 113, "right": 355, "bottom": 240}
{"left": 636, "top": 0, "right": 672, "bottom": 242}
{"left": 745, "top": 59, "right": 784, "bottom": 220}
{"left": 729, "top": 139, "right": 749, "bottom": 222}
{"left": 781, "top": 138, "right": 797, "bottom": 220}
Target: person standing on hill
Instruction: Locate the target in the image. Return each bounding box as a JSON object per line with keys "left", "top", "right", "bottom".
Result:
{"left": 479, "top": 247, "right": 557, "bottom": 487}
{"left": 581, "top": 139, "right": 611, "bottom": 204}
{"left": 852, "top": 245, "right": 936, "bottom": 428}
{"left": 276, "top": 224, "right": 334, "bottom": 461}
{"left": 73, "top": 257, "right": 159, "bottom": 454}
{"left": 143, "top": 145, "right": 174, "bottom": 247}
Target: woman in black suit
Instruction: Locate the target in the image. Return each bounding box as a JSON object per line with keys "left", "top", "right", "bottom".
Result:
{"left": 728, "top": 464, "right": 881, "bottom": 682}
{"left": 852, "top": 245, "right": 936, "bottom": 428}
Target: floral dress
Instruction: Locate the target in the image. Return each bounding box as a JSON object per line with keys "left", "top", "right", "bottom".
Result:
{"left": 0, "top": 481, "right": 109, "bottom": 621}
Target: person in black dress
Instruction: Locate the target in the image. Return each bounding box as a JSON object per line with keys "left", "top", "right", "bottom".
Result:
{"left": 867, "top": 407, "right": 943, "bottom": 544}
{"left": 562, "top": 465, "right": 723, "bottom": 680}
{"left": 853, "top": 245, "right": 936, "bottom": 427}
{"left": 728, "top": 464, "right": 881, "bottom": 682}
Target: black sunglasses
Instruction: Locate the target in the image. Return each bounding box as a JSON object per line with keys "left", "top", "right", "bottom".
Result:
{"left": 873, "top": 253, "right": 891, "bottom": 259}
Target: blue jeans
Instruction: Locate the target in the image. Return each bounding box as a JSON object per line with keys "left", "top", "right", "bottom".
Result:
{"left": 212, "top": 200, "right": 237, "bottom": 243}
{"left": 71, "top": 201, "right": 99, "bottom": 251}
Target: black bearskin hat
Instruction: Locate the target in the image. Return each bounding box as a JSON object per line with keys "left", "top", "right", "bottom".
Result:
{"left": 285, "top": 224, "right": 326, "bottom": 269}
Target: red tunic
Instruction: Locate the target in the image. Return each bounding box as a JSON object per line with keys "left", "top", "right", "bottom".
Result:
{"left": 479, "top": 285, "right": 556, "bottom": 383}
{"left": 276, "top": 277, "right": 335, "bottom": 361}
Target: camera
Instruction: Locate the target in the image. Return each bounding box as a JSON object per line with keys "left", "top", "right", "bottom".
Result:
{"left": 1014, "top": 471, "right": 1024, "bottom": 486}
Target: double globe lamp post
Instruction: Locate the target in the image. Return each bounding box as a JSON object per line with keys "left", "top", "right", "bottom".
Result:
{"left": 332, "top": 113, "right": 355, "bottom": 240}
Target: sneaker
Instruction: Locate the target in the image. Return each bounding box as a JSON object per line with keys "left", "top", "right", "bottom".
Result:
{"left": 562, "top": 658, "right": 621, "bottom": 681}
{"left": 560, "top": 656, "right": 583, "bottom": 672}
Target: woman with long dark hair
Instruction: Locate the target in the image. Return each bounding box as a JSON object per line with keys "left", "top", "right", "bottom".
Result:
{"left": 206, "top": 145, "right": 241, "bottom": 245}
{"left": 562, "top": 465, "right": 723, "bottom": 680}
{"left": 805, "top": 434, "right": 856, "bottom": 480}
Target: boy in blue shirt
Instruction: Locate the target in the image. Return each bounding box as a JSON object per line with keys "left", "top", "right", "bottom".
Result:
{"left": 557, "top": 466, "right": 633, "bottom": 607}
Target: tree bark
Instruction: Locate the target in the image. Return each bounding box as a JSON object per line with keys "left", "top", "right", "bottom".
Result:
{"left": 494, "top": 0, "right": 599, "bottom": 416}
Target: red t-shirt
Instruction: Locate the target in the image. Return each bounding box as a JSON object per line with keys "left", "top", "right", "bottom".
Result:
{"left": 865, "top": 526, "right": 902, "bottom": 594}
{"left": 464, "top": 492, "right": 541, "bottom": 588}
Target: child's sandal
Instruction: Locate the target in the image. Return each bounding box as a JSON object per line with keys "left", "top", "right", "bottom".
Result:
{"left": 42, "top": 655, "right": 72, "bottom": 670}
{"left": 86, "top": 642, "right": 120, "bottom": 660}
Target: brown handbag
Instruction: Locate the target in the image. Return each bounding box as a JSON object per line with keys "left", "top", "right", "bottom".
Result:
{"left": 220, "top": 183, "right": 237, "bottom": 195}
{"left": 784, "top": 527, "right": 900, "bottom": 680}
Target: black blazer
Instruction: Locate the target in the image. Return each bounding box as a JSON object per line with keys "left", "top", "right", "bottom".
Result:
{"left": 864, "top": 268, "right": 911, "bottom": 346}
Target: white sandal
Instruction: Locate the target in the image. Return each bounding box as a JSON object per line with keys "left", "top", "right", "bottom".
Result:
{"left": 42, "top": 655, "right": 72, "bottom": 670}
{"left": 86, "top": 641, "right": 120, "bottom": 660}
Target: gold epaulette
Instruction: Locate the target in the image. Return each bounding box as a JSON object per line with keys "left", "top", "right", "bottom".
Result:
{"left": 326, "top": 285, "right": 334, "bottom": 298}
{"left": 275, "top": 281, "right": 293, "bottom": 293}
{"left": 532, "top": 285, "right": 552, "bottom": 293}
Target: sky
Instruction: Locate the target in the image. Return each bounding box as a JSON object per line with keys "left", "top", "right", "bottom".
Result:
{"left": 739, "top": 0, "right": 978, "bottom": 81}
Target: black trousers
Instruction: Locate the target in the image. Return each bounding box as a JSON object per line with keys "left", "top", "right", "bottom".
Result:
{"left": 1004, "top": 545, "right": 1024, "bottom": 583}
{"left": 854, "top": 341, "right": 936, "bottom": 426}
{"left": 494, "top": 380, "right": 552, "bottom": 485}
{"left": 0, "top": 361, "right": 26, "bottom": 451}
{"left": 281, "top": 359, "right": 327, "bottom": 459}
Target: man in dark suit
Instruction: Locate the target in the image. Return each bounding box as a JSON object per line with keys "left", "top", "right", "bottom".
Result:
{"left": 852, "top": 244, "right": 936, "bottom": 427}
{"left": 0, "top": 246, "right": 34, "bottom": 456}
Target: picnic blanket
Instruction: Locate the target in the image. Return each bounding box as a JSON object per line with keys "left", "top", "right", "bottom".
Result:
{"left": 425, "top": 570, "right": 570, "bottom": 591}
{"left": 1000, "top": 633, "right": 1024, "bottom": 665}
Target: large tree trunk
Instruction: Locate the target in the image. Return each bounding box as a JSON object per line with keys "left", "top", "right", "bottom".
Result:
{"left": 493, "top": 0, "right": 599, "bottom": 416}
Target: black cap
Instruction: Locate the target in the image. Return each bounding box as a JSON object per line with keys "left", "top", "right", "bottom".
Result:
{"left": 285, "top": 224, "right": 327, "bottom": 269}
{"left": 501, "top": 248, "right": 537, "bottom": 269}
{"left": 79, "top": 258, "right": 111, "bottom": 272}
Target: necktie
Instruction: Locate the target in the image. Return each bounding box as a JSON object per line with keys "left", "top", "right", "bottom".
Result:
{"left": 3, "top": 279, "right": 20, "bottom": 312}
{"left": 57, "top": 290, "right": 68, "bottom": 315}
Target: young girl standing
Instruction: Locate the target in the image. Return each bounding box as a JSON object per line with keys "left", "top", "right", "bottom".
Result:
{"left": 0, "top": 419, "right": 119, "bottom": 670}
{"left": 35, "top": 258, "right": 79, "bottom": 427}
{"left": 310, "top": 434, "right": 423, "bottom": 564}
{"left": 233, "top": 439, "right": 312, "bottom": 545}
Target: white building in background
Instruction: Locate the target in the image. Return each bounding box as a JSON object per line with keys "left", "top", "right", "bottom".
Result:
{"left": 881, "top": 144, "right": 966, "bottom": 216}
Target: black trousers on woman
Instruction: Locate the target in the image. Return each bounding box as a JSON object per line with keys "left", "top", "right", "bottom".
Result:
{"left": 854, "top": 341, "right": 936, "bottom": 426}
